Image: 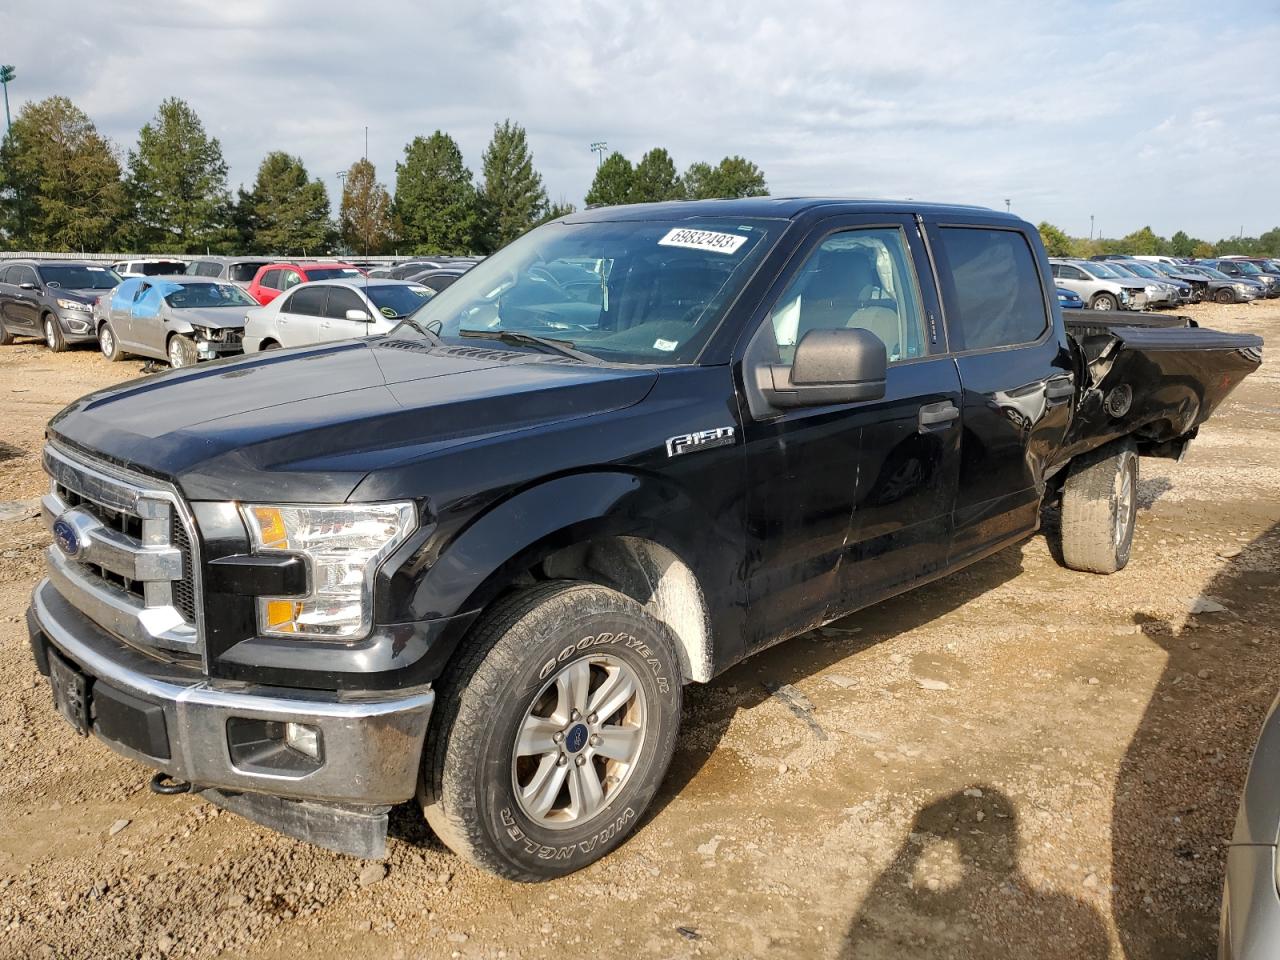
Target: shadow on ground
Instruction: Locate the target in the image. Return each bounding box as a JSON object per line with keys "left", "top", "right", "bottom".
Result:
{"left": 1110, "top": 521, "right": 1280, "bottom": 959}
{"left": 839, "top": 788, "right": 1109, "bottom": 958}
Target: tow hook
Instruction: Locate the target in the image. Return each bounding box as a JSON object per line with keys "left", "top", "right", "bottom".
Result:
{"left": 149, "top": 772, "right": 192, "bottom": 795}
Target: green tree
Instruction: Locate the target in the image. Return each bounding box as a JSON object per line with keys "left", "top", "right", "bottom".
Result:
{"left": 683, "top": 155, "right": 768, "bottom": 200}
{"left": 241, "top": 152, "right": 333, "bottom": 255}
{"left": 477, "top": 120, "right": 549, "bottom": 252}
{"left": 1120, "top": 225, "right": 1167, "bottom": 256}
{"left": 1169, "top": 230, "right": 1195, "bottom": 258}
{"left": 537, "top": 198, "right": 577, "bottom": 225}
{"left": 631, "top": 148, "right": 684, "bottom": 203}
{"left": 0, "top": 96, "right": 125, "bottom": 251}
{"left": 1259, "top": 227, "right": 1280, "bottom": 257}
{"left": 394, "top": 132, "right": 478, "bottom": 253}
{"left": 125, "top": 97, "right": 231, "bottom": 253}
{"left": 585, "top": 152, "right": 635, "bottom": 207}
{"left": 339, "top": 158, "right": 394, "bottom": 255}
{"left": 1191, "top": 240, "right": 1216, "bottom": 258}
{"left": 1037, "top": 221, "right": 1073, "bottom": 258}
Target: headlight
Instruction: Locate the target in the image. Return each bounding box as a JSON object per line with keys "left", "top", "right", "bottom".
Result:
{"left": 1235, "top": 283, "right": 1250, "bottom": 292}
{"left": 1145, "top": 285, "right": 1158, "bottom": 294}
{"left": 243, "top": 502, "right": 416, "bottom": 639}
{"left": 56, "top": 298, "right": 92, "bottom": 312}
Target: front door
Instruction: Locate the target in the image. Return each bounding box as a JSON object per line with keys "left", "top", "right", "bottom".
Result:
{"left": 128, "top": 282, "right": 167, "bottom": 356}
{"left": 738, "top": 216, "right": 957, "bottom": 648}
{"left": 924, "top": 220, "right": 1075, "bottom": 566}
{"left": 318, "top": 286, "right": 372, "bottom": 342}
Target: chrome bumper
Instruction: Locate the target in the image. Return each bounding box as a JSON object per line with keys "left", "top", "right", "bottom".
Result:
{"left": 30, "top": 578, "right": 434, "bottom": 805}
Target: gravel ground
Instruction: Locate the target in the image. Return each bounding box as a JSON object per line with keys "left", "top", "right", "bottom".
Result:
{"left": 0, "top": 301, "right": 1276, "bottom": 960}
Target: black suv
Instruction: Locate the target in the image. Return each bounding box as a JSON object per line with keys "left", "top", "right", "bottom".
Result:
{"left": 0, "top": 260, "right": 123, "bottom": 351}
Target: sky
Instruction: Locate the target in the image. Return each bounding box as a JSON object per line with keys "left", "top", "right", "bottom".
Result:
{"left": 5, "top": 0, "right": 1279, "bottom": 241}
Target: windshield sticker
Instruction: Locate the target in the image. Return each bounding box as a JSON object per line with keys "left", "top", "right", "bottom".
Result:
{"left": 658, "top": 228, "right": 747, "bottom": 255}
{"left": 653, "top": 338, "right": 678, "bottom": 352}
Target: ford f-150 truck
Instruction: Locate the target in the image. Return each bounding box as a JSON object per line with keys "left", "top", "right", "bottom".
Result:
{"left": 26, "top": 199, "right": 1262, "bottom": 881}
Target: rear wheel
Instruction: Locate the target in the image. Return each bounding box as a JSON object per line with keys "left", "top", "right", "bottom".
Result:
{"left": 98, "top": 322, "right": 125, "bottom": 361}
{"left": 1057, "top": 439, "right": 1138, "bottom": 574}
{"left": 167, "top": 334, "right": 198, "bottom": 368}
{"left": 1090, "top": 292, "right": 1118, "bottom": 311}
{"left": 43, "top": 315, "right": 68, "bottom": 353}
{"left": 1215, "top": 287, "right": 1235, "bottom": 304}
{"left": 421, "top": 581, "right": 682, "bottom": 881}
{"left": 260, "top": 339, "right": 280, "bottom": 350}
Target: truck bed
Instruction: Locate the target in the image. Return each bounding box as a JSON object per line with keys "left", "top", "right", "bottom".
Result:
{"left": 1059, "top": 310, "right": 1263, "bottom": 462}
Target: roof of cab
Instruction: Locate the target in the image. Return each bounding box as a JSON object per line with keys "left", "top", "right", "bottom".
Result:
{"left": 563, "top": 196, "right": 1013, "bottom": 223}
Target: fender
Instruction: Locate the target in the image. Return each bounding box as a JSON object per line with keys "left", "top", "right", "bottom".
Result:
{"left": 387, "top": 469, "right": 742, "bottom": 683}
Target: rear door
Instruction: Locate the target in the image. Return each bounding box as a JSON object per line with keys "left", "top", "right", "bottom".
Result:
{"left": 923, "top": 219, "right": 1075, "bottom": 566}
{"left": 275, "top": 285, "right": 328, "bottom": 346}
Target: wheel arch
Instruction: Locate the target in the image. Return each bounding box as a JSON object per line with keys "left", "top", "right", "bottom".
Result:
{"left": 406, "top": 471, "right": 718, "bottom": 685}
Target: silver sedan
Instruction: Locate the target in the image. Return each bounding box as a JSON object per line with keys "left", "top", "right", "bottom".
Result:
{"left": 97, "top": 276, "right": 255, "bottom": 367}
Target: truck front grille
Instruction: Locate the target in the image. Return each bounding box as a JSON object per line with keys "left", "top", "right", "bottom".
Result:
{"left": 41, "top": 443, "right": 204, "bottom": 661}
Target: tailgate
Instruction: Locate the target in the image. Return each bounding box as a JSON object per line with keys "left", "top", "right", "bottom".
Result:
{"left": 1060, "top": 311, "right": 1262, "bottom": 460}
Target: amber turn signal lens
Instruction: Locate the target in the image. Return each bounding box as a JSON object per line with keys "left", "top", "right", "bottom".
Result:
{"left": 249, "top": 506, "right": 289, "bottom": 549}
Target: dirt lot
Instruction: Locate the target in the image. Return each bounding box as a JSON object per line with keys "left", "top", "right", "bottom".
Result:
{"left": 0, "top": 301, "right": 1276, "bottom": 960}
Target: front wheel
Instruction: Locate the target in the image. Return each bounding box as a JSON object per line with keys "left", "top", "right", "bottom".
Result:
{"left": 1057, "top": 439, "right": 1138, "bottom": 574}
{"left": 421, "top": 581, "right": 682, "bottom": 881}
{"left": 44, "top": 315, "right": 68, "bottom": 353}
{"left": 0, "top": 318, "right": 14, "bottom": 346}
{"left": 1215, "top": 287, "right": 1235, "bottom": 304}
{"left": 167, "top": 334, "right": 198, "bottom": 368}
{"left": 1090, "top": 292, "right": 1118, "bottom": 311}
{"left": 98, "top": 322, "right": 125, "bottom": 361}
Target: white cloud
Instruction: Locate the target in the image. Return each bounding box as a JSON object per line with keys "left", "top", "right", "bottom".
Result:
{"left": 5, "top": 0, "right": 1278, "bottom": 239}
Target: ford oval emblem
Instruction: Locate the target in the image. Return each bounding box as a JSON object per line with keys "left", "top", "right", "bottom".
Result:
{"left": 52, "top": 518, "right": 82, "bottom": 558}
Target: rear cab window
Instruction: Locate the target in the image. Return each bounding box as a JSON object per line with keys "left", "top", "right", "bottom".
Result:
{"left": 935, "top": 227, "right": 1048, "bottom": 352}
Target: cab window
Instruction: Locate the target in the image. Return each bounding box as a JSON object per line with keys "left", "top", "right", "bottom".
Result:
{"left": 937, "top": 227, "right": 1048, "bottom": 352}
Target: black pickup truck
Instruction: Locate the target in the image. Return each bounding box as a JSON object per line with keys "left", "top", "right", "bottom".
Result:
{"left": 26, "top": 199, "right": 1261, "bottom": 880}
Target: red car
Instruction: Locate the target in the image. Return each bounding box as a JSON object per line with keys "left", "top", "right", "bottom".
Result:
{"left": 246, "top": 262, "right": 365, "bottom": 305}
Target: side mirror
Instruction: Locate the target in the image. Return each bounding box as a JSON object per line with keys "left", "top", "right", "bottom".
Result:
{"left": 756, "top": 328, "right": 887, "bottom": 409}
{"left": 345, "top": 309, "right": 371, "bottom": 323}
{"left": 19, "top": 282, "right": 38, "bottom": 291}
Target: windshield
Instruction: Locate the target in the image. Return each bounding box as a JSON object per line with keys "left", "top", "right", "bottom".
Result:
{"left": 305, "top": 267, "right": 363, "bottom": 281}
{"left": 1197, "top": 265, "right": 1232, "bottom": 280}
{"left": 163, "top": 282, "right": 256, "bottom": 308}
{"left": 1104, "top": 263, "right": 1139, "bottom": 277}
{"left": 1230, "top": 261, "right": 1262, "bottom": 276}
{"left": 365, "top": 283, "right": 435, "bottom": 318}
{"left": 1121, "top": 262, "right": 1160, "bottom": 279}
{"left": 400, "top": 217, "right": 777, "bottom": 364}
{"left": 39, "top": 265, "right": 121, "bottom": 289}
{"left": 1083, "top": 262, "right": 1120, "bottom": 279}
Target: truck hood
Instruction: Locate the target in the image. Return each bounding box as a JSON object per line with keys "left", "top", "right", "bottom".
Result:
{"left": 49, "top": 337, "right": 658, "bottom": 502}
{"left": 173, "top": 306, "right": 250, "bottom": 330}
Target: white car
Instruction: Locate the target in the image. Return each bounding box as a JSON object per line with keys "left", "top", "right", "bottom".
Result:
{"left": 110, "top": 257, "right": 190, "bottom": 278}
{"left": 242, "top": 278, "right": 435, "bottom": 352}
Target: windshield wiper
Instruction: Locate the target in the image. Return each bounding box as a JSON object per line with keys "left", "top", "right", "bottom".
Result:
{"left": 399, "top": 315, "right": 443, "bottom": 343}
{"left": 459, "top": 329, "right": 595, "bottom": 363}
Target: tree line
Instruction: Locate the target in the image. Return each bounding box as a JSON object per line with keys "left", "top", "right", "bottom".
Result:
{"left": 0, "top": 96, "right": 772, "bottom": 257}
{"left": 1037, "top": 221, "right": 1280, "bottom": 261}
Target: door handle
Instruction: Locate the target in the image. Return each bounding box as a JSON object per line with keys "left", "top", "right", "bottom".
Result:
{"left": 918, "top": 400, "right": 960, "bottom": 431}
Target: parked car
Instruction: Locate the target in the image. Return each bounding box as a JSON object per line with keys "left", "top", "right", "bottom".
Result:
{"left": 27, "top": 198, "right": 1262, "bottom": 881}
{"left": 405, "top": 267, "right": 469, "bottom": 293}
{"left": 1221, "top": 690, "right": 1280, "bottom": 958}
{"left": 388, "top": 259, "right": 457, "bottom": 280}
{"left": 246, "top": 262, "right": 364, "bottom": 305}
{"left": 1176, "top": 263, "right": 1263, "bottom": 304}
{"left": 1201, "top": 259, "right": 1280, "bottom": 298}
{"left": 1110, "top": 259, "right": 1193, "bottom": 305}
{"left": 97, "top": 276, "right": 257, "bottom": 367}
{"left": 1137, "top": 260, "right": 1209, "bottom": 302}
{"left": 1048, "top": 258, "right": 1148, "bottom": 310}
{"left": 184, "top": 257, "right": 277, "bottom": 289}
{"left": 111, "top": 258, "right": 189, "bottom": 278}
{"left": 1055, "top": 286, "right": 1084, "bottom": 310}
{"left": 242, "top": 278, "right": 434, "bottom": 352}
{"left": 0, "top": 260, "right": 122, "bottom": 352}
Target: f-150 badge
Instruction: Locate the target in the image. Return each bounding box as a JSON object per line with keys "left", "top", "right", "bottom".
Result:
{"left": 666, "top": 426, "right": 735, "bottom": 458}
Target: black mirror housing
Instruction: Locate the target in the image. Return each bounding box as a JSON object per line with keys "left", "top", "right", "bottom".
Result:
{"left": 758, "top": 327, "right": 888, "bottom": 409}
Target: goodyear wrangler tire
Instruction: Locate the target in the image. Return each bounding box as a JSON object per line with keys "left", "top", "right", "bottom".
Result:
{"left": 420, "top": 581, "right": 682, "bottom": 881}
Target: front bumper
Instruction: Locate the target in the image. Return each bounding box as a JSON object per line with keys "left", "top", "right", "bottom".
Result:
{"left": 56, "top": 310, "right": 97, "bottom": 342}
{"left": 27, "top": 578, "right": 434, "bottom": 807}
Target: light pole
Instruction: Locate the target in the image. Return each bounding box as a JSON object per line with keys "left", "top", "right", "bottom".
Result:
{"left": 0, "top": 65, "right": 14, "bottom": 136}
{"left": 1004, "top": 198, "right": 1011, "bottom": 213}
{"left": 1090, "top": 214, "right": 1095, "bottom": 240}
{"left": 590, "top": 141, "right": 607, "bottom": 169}
{"left": 336, "top": 171, "right": 348, "bottom": 253}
